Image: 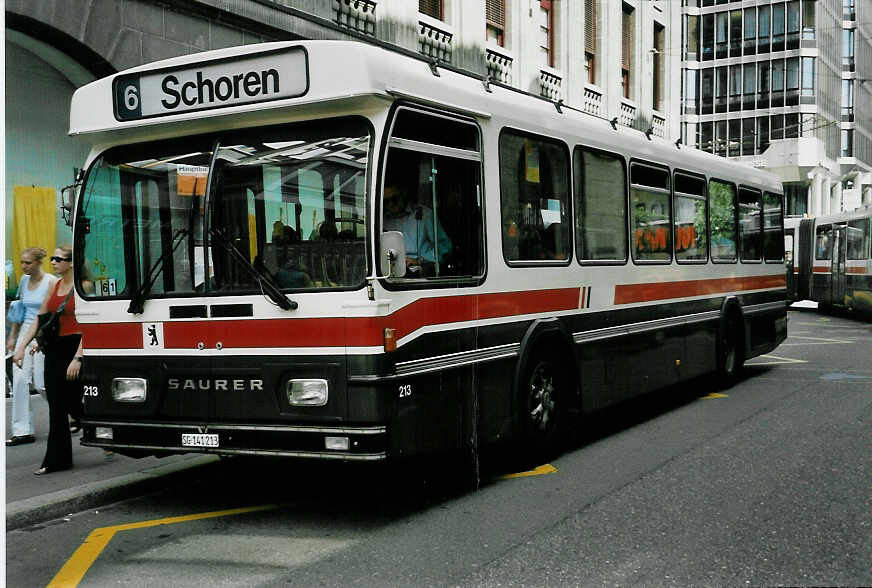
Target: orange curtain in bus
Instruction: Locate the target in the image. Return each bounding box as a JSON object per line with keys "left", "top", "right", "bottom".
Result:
{"left": 12, "top": 186, "right": 56, "bottom": 281}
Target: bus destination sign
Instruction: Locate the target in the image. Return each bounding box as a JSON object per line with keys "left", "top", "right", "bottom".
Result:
{"left": 113, "top": 47, "right": 308, "bottom": 121}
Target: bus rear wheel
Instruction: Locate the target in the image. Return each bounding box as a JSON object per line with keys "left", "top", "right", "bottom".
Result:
{"left": 521, "top": 350, "right": 566, "bottom": 459}
{"left": 716, "top": 317, "right": 743, "bottom": 387}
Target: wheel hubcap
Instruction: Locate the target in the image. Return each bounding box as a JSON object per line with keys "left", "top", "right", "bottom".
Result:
{"left": 529, "top": 363, "right": 555, "bottom": 432}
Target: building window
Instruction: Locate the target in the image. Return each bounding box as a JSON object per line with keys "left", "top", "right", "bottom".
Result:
{"left": 842, "top": 79, "right": 854, "bottom": 121}
{"left": 801, "top": 57, "right": 814, "bottom": 97}
{"left": 758, "top": 5, "right": 771, "bottom": 53}
{"left": 700, "top": 121, "right": 713, "bottom": 152}
{"left": 653, "top": 23, "right": 665, "bottom": 111}
{"left": 701, "top": 68, "right": 713, "bottom": 115}
{"left": 716, "top": 66, "right": 727, "bottom": 113}
{"left": 743, "top": 9, "right": 756, "bottom": 55}
{"left": 716, "top": 12, "right": 728, "bottom": 59}
{"left": 539, "top": 0, "right": 554, "bottom": 68}
{"left": 801, "top": 0, "right": 815, "bottom": 40}
{"left": 785, "top": 112, "right": 799, "bottom": 138}
{"left": 743, "top": 63, "right": 755, "bottom": 110}
{"left": 757, "top": 116, "right": 770, "bottom": 153}
{"left": 785, "top": 56, "right": 799, "bottom": 106}
{"left": 843, "top": 28, "right": 855, "bottom": 71}
{"left": 702, "top": 13, "right": 714, "bottom": 60}
{"left": 728, "top": 118, "right": 741, "bottom": 157}
{"left": 729, "top": 65, "right": 742, "bottom": 111}
{"left": 686, "top": 14, "right": 699, "bottom": 60}
{"left": 786, "top": 1, "right": 800, "bottom": 49}
{"left": 684, "top": 68, "right": 699, "bottom": 114}
{"left": 841, "top": 129, "right": 853, "bottom": 157}
{"left": 742, "top": 118, "right": 755, "bottom": 155}
{"left": 843, "top": 0, "right": 856, "bottom": 21}
{"left": 585, "top": 0, "right": 598, "bottom": 84}
{"left": 729, "top": 10, "right": 742, "bottom": 57}
{"left": 772, "top": 3, "right": 785, "bottom": 51}
{"left": 419, "top": 0, "right": 443, "bottom": 20}
{"left": 771, "top": 114, "right": 784, "bottom": 140}
{"left": 486, "top": 0, "right": 506, "bottom": 46}
{"left": 757, "top": 61, "right": 770, "bottom": 109}
{"left": 716, "top": 120, "right": 727, "bottom": 157}
{"left": 771, "top": 59, "right": 784, "bottom": 107}
{"left": 622, "top": 4, "right": 634, "bottom": 99}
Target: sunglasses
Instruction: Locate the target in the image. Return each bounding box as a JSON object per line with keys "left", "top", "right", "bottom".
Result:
{"left": 50, "top": 256, "right": 72, "bottom": 262}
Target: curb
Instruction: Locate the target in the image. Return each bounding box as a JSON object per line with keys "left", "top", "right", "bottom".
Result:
{"left": 5, "top": 455, "right": 221, "bottom": 531}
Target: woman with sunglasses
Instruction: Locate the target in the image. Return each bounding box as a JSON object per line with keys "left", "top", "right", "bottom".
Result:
{"left": 13, "top": 245, "right": 85, "bottom": 474}
{"left": 6, "top": 247, "right": 57, "bottom": 446}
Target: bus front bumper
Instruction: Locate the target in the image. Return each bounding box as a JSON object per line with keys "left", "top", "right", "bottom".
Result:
{"left": 80, "top": 420, "right": 387, "bottom": 461}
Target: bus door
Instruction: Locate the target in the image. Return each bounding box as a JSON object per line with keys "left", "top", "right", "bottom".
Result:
{"left": 784, "top": 229, "right": 795, "bottom": 299}
{"left": 831, "top": 224, "right": 848, "bottom": 305}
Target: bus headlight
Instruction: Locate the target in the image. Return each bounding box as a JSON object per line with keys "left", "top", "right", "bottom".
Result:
{"left": 287, "top": 379, "right": 328, "bottom": 406}
{"left": 112, "top": 378, "right": 147, "bottom": 403}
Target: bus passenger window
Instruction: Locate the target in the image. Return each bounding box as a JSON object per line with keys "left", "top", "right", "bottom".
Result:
{"left": 575, "top": 149, "right": 627, "bottom": 262}
{"left": 847, "top": 218, "right": 871, "bottom": 260}
{"left": 674, "top": 173, "right": 708, "bottom": 262}
{"left": 738, "top": 187, "right": 763, "bottom": 262}
{"left": 709, "top": 180, "right": 738, "bottom": 262}
{"left": 815, "top": 225, "right": 833, "bottom": 260}
{"left": 763, "top": 191, "right": 784, "bottom": 263}
{"left": 630, "top": 163, "right": 671, "bottom": 262}
{"left": 382, "top": 108, "right": 484, "bottom": 280}
{"left": 499, "top": 131, "right": 571, "bottom": 262}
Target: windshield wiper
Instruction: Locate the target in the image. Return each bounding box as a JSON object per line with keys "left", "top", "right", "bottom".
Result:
{"left": 208, "top": 227, "right": 298, "bottom": 311}
{"left": 127, "top": 228, "right": 189, "bottom": 314}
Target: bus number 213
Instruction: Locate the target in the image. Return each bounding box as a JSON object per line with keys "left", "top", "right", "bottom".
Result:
{"left": 398, "top": 384, "right": 412, "bottom": 398}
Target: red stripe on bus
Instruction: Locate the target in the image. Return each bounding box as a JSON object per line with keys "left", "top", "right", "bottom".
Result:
{"left": 613, "top": 275, "right": 786, "bottom": 305}
{"left": 812, "top": 266, "right": 830, "bottom": 273}
{"left": 846, "top": 267, "right": 868, "bottom": 274}
{"left": 79, "top": 322, "right": 143, "bottom": 349}
{"left": 81, "top": 288, "right": 580, "bottom": 350}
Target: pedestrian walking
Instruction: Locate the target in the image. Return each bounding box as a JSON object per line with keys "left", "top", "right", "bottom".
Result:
{"left": 12, "top": 245, "right": 84, "bottom": 474}
{"left": 6, "top": 247, "right": 57, "bottom": 446}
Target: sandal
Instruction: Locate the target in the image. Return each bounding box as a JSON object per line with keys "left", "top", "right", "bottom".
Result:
{"left": 69, "top": 420, "right": 82, "bottom": 434}
{"left": 6, "top": 435, "right": 35, "bottom": 446}
{"left": 34, "top": 465, "right": 71, "bottom": 475}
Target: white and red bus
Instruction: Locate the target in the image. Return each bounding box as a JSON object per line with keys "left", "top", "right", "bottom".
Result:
{"left": 70, "top": 41, "right": 787, "bottom": 463}
{"left": 785, "top": 206, "right": 872, "bottom": 315}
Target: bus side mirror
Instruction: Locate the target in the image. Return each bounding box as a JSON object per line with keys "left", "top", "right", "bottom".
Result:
{"left": 380, "top": 231, "right": 406, "bottom": 278}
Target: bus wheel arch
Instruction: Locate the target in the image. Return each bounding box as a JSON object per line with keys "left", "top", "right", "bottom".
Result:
{"left": 514, "top": 320, "right": 577, "bottom": 457}
{"left": 716, "top": 298, "right": 745, "bottom": 386}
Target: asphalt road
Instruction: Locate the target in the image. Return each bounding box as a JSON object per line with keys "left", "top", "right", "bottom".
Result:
{"left": 6, "top": 308, "right": 872, "bottom": 587}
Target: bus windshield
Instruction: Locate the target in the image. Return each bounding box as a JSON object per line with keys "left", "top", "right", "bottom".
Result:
{"left": 76, "top": 118, "right": 370, "bottom": 302}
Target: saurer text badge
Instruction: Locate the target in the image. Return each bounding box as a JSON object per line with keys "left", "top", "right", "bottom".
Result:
{"left": 113, "top": 47, "right": 308, "bottom": 121}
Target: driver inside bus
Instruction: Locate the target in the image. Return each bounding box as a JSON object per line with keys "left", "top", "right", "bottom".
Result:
{"left": 383, "top": 181, "right": 452, "bottom": 277}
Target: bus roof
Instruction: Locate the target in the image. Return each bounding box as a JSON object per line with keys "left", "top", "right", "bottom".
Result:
{"left": 69, "top": 40, "right": 781, "bottom": 193}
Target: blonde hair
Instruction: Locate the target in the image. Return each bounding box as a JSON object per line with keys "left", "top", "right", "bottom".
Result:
{"left": 21, "top": 247, "right": 47, "bottom": 262}
{"left": 56, "top": 244, "right": 73, "bottom": 258}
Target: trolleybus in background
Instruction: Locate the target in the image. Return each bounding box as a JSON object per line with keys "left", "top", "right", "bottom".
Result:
{"left": 70, "top": 41, "right": 787, "bottom": 465}
{"left": 785, "top": 205, "right": 872, "bottom": 316}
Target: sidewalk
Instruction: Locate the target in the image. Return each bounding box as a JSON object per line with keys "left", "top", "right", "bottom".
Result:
{"left": 5, "top": 394, "right": 219, "bottom": 530}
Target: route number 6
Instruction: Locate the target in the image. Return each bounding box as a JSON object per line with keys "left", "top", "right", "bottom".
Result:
{"left": 124, "top": 85, "right": 139, "bottom": 110}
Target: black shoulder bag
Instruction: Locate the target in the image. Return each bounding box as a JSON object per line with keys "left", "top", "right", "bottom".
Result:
{"left": 35, "top": 289, "right": 74, "bottom": 353}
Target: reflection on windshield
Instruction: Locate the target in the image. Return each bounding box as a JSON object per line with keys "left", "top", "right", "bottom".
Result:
{"left": 76, "top": 118, "right": 370, "bottom": 302}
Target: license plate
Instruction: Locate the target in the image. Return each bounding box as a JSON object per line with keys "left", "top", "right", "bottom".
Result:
{"left": 181, "top": 433, "right": 219, "bottom": 447}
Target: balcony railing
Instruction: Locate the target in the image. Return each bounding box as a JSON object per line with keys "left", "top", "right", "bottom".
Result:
{"left": 619, "top": 100, "right": 637, "bottom": 129}
{"left": 485, "top": 46, "right": 513, "bottom": 84}
{"left": 583, "top": 85, "right": 603, "bottom": 117}
{"left": 418, "top": 17, "right": 453, "bottom": 63}
{"left": 539, "top": 69, "right": 563, "bottom": 101}
{"left": 651, "top": 113, "right": 666, "bottom": 138}
{"left": 333, "top": 0, "right": 377, "bottom": 36}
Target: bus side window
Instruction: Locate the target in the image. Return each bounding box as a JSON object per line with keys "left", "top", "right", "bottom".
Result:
{"left": 630, "top": 162, "right": 672, "bottom": 263}
{"left": 763, "top": 191, "right": 784, "bottom": 263}
{"left": 575, "top": 148, "right": 628, "bottom": 263}
{"left": 382, "top": 108, "right": 484, "bottom": 280}
{"left": 738, "top": 187, "right": 763, "bottom": 262}
{"left": 673, "top": 172, "right": 708, "bottom": 263}
{"left": 710, "top": 179, "right": 738, "bottom": 262}
{"left": 499, "top": 131, "right": 571, "bottom": 263}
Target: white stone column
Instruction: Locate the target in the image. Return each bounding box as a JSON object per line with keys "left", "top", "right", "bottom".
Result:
{"left": 822, "top": 175, "right": 832, "bottom": 215}
{"left": 811, "top": 172, "right": 823, "bottom": 216}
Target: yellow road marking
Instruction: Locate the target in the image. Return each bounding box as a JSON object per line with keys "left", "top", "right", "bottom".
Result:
{"left": 48, "top": 504, "right": 276, "bottom": 587}
{"left": 500, "top": 464, "right": 558, "bottom": 479}
{"left": 701, "top": 392, "right": 728, "bottom": 399}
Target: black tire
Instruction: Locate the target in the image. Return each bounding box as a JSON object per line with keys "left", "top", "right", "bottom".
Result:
{"left": 520, "top": 348, "right": 567, "bottom": 459}
{"left": 716, "top": 316, "right": 744, "bottom": 387}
